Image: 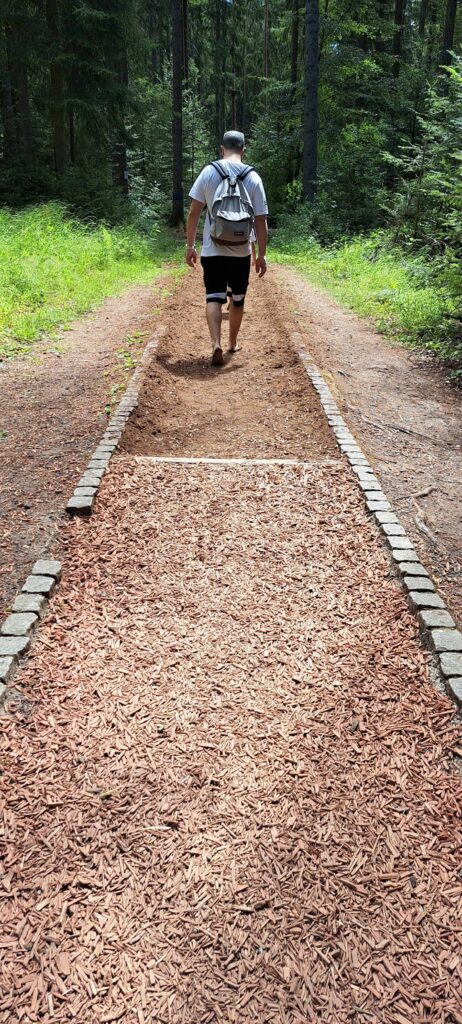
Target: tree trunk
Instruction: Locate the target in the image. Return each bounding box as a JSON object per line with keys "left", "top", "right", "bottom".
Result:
{"left": 113, "top": 141, "right": 128, "bottom": 195}
{"left": 4, "top": 17, "right": 33, "bottom": 158}
{"left": 1, "top": 24, "right": 17, "bottom": 159}
{"left": 231, "top": 87, "right": 237, "bottom": 128}
{"left": 242, "top": 8, "right": 248, "bottom": 134}
{"left": 229, "top": 3, "right": 237, "bottom": 130}
{"left": 392, "top": 0, "right": 406, "bottom": 78}
{"left": 69, "top": 103, "right": 76, "bottom": 164}
{"left": 182, "top": 0, "right": 189, "bottom": 89}
{"left": 290, "top": 0, "right": 299, "bottom": 86}
{"left": 302, "top": 0, "right": 319, "bottom": 201}
{"left": 410, "top": 0, "right": 430, "bottom": 142}
{"left": 214, "top": 0, "right": 221, "bottom": 140}
{"left": 263, "top": 0, "right": 269, "bottom": 79}
{"left": 45, "top": 0, "right": 67, "bottom": 175}
{"left": 112, "top": 56, "right": 129, "bottom": 196}
{"left": 375, "top": 0, "right": 389, "bottom": 54}
{"left": 319, "top": 0, "right": 330, "bottom": 59}
{"left": 171, "top": 0, "right": 184, "bottom": 225}
{"left": 214, "top": 0, "right": 226, "bottom": 143}
{"left": 149, "top": 1, "right": 159, "bottom": 80}
{"left": 1, "top": 77, "right": 16, "bottom": 160}
{"left": 16, "top": 63, "right": 33, "bottom": 156}
{"left": 439, "top": 0, "right": 458, "bottom": 72}
{"left": 418, "top": 0, "right": 429, "bottom": 38}
{"left": 425, "top": 0, "right": 438, "bottom": 71}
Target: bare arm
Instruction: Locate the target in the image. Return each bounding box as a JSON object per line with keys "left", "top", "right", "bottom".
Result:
{"left": 254, "top": 215, "right": 268, "bottom": 277}
{"left": 185, "top": 199, "right": 203, "bottom": 267}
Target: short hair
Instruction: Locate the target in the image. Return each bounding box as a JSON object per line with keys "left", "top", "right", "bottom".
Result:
{"left": 222, "top": 130, "right": 245, "bottom": 152}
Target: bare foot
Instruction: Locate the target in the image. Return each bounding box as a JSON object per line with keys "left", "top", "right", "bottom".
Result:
{"left": 211, "top": 346, "right": 224, "bottom": 367}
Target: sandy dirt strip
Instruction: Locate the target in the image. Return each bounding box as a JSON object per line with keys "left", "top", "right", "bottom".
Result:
{"left": 120, "top": 273, "right": 336, "bottom": 462}
{"left": 1, "top": 455, "right": 462, "bottom": 1024}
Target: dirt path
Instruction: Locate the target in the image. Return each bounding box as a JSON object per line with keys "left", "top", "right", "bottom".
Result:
{"left": 2, "top": 277, "right": 462, "bottom": 1023}
{"left": 0, "top": 275, "right": 174, "bottom": 618}
{"left": 275, "top": 266, "right": 462, "bottom": 625}
{"left": 121, "top": 275, "right": 335, "bottom": 460}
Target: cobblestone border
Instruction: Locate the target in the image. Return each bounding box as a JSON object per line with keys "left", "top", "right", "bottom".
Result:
{"left": 0, "top": 560, "right": 62, "bottom": 700}
{"left": 0, "top": 330, "right": 163, "bottom": 707}
{"left": 294, "top": 337, "right": 462, "bottom": 711}
{"left": 66, "top": 331, "right": 162, "bottom": 516}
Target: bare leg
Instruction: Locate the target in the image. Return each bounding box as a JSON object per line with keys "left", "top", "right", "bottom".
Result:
{"left": 205, "top": 302, "right": 224, "bottom": 364}
{"left": 229, "top": 299, "right": 244, "bottom": 352}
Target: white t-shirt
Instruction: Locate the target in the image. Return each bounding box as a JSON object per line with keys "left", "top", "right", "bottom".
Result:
{"left": 189, "top": 159, "right": 268, "bottom": 257}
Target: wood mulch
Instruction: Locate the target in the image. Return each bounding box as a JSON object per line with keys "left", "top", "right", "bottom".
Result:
{"left": 1, "top": 457, "right": 462, "bottom": 1024}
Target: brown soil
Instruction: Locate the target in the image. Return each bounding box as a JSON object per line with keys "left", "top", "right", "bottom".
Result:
{"left": 121, "top": 275, "right": 336, "bottom": 460}
{"left": 275, "top": 266, "right": 462, "bottom": 625}
{"left": 2, "top": 458, "right": 462, "bottom": 1023}
{"left": 0, "top": 275, "right": 173, "bottom": 617}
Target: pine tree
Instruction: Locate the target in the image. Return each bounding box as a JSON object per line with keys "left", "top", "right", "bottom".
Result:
{"left": 439, "top": 0, "right": 459, "bottom": 76}
{"left": 171, "top": 0, "right": 184, "bottom": 224}
{"left": 45, "top": 0, "right": 67, "bottom": 174}
{"left": 302, "top": 0, "right": 319, "bottom": 200}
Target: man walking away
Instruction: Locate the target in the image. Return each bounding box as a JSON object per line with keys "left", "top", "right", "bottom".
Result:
{"left": 186, "top": 130, "right": 269, "bottom": 366}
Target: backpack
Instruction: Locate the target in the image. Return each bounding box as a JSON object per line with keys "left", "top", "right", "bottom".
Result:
{"left": 207, "top": 161, "right": 255, "bottom": 246}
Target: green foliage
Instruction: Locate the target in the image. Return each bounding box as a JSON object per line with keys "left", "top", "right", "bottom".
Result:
{"left": 129, "top": 61, "right": 212, "bottom": 224}
{"left": 386, "top": 57, "right": 462, "bottom": 262}
{"left": 319, "top": 120, "right": 389, "bottom": 234}
{"left": 266, "top": 13, "right": 462, "bottom": 375}
{"left": 0, "top": 203, "right": 180, "bottom": 360}
{"left": 247, "top": 82, "right": 302, "bottom": 216}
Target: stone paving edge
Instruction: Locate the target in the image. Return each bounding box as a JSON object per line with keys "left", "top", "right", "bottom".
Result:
{"left": 295, "top": 339, "right": 462, "bottom": 714}
{"left": 65, "top": 330, "right": 163, "bottom": 516}
{"left": 0, "top": 330, "right": 164, "bottom": 708}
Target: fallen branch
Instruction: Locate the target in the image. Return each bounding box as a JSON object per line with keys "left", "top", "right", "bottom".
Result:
{"left": 414, "top": 513, "right": 438, "bottom": 548}
{"left": 395, "top": 486, "right": 437, "bottom": 501}
{"left": 358, "top": 413, "right": 456, "bottom": 449}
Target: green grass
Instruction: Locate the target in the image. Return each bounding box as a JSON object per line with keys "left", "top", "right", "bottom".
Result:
{"left": 272, "top": 222, "right": 461, "bottom": 374}
{"left": 0, "top": 203, "right": 182, "bottom": 360}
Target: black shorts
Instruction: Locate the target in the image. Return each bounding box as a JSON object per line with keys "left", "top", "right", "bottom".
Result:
{"left": 201, "top": 255, "right": 251, "bottom": 308}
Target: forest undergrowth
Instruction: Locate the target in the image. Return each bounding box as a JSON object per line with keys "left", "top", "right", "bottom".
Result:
{"left": 273, "top": 219, "right": 462, "bottom": 379}
{"left": 0, "top": 204, "right": 180, "bottom": 361}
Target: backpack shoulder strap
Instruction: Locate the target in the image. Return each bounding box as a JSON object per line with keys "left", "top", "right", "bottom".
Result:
{"left": 206, "top": 162, "right": 228, "bottom": 221}
{"left": 210, "top": 160, "right": 228, "bottom": 180}
{"left": 237, "top": 165, "right": 254, "bottom": 182}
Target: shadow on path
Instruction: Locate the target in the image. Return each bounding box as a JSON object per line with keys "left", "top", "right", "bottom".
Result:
{"left": 156, "top": 350, "right": 243, "bottom": 380}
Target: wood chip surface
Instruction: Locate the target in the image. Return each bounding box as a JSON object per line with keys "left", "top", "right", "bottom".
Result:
{"left": 1, "top": 457, "right": 462, "bottom": 1023}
